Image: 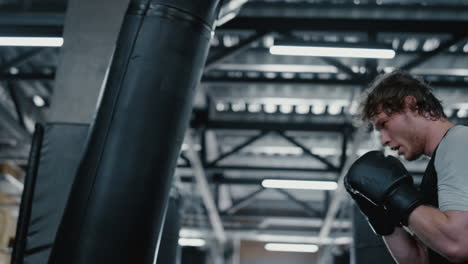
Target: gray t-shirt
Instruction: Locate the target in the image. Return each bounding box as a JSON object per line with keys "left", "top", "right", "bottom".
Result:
{"left": 435, "top": 125, "right": 468, "bottom": 212}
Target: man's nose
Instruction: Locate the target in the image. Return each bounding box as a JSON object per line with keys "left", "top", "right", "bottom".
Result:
{"left": 380, "top": 131, "right": 390, "bottom": 146}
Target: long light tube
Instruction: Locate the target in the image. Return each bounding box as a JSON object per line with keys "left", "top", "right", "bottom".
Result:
{"left": 264, "top": 243, "right": 319, "bottom": 253}
{"left": 261, "top": 179, "right": 338, "bottom": 190}
{"left": 178, "top": 238, "right": 206, "bottom": 247}
{"left": 270, "top": 45, "right": 395, "bottom": 59}
{"left": 0, "top": 37, "right": 64, "bottom": 47}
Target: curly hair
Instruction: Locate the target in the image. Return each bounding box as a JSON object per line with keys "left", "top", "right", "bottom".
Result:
{"left": 360, "top": 70, "right": 446, "bottom": 120}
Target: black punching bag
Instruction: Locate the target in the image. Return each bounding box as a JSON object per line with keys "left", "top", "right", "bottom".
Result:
{"left": 181, "top": 247, "right": 207, "bottom": 264}
{"left": 156, "top": 191, "right": 182, "bottom": 264}
{"left": 352, "top": 205, "right": 395, "bottom": 264}
{"left": 48, "top": 0, "right": 221, "bottom": 263}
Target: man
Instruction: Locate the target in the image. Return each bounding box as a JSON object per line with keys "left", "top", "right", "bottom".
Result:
{"left": 344, "top": 70, "right": 468, "bottom": 263}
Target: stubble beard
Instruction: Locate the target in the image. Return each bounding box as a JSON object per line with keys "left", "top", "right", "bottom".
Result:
{"left": 404, "top": 129, "right": 425, "bottom": 161}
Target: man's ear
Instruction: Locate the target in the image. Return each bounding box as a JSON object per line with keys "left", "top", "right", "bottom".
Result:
{"left": 403, "top": 96, "right": 418, "bottom": 113}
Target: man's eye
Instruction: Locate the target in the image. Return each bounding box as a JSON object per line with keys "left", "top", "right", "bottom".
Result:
{"left": 381, "top": 121, "right": 387, "bottom": 128}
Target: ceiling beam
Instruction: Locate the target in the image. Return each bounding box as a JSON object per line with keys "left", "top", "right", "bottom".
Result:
{"left": 184, "top": 130, "right": 227, "bottom": 245}
{"left": 205, "top": 30, "right": 270, "bottom": 71}
{"left": 221, "top": 187, "right": 265, "bottom": 215}
{"left": 0, "top": 12, "right": 64, "bottom": 26}
{"left": 180, "top": 176, "right": 336, "bottom": 185}
{"left": 275, "top": 130, "right": 339, "bottom": 171}
{"left": 0, "top": 48, "right": 46, "bottom": 73}
{"left": 202, "top": 75, "right": 468, "bottom": 88}
{"left": 180, "top": 164, "right": 340, "bottom": 173}
{"left": 239, "top": 2, "right": 468, "bottom": 17}
{"left": 180, "top": 227, "right": 351, "bottom": 245}
{"left": 401, "top": 34, "right": 467, "bottom": 71}
{"left": 220, "top": 16, "right": 468, "bottom": 34}
{"left": 191, "top": 111, "right": 353, "bottom": 132}
{"left": 0, "top": 103, "right": 31, "bottom": 143}
{"left": 275, "top": 188, "right": 322, "bottom": 217}
{"left": 0, "top": 73, "right": 55, "bottom": 81}
{"left": 0, "top": 25, "right": 62, "bottom": 36}
{"left": 208, "top": 130, "right": 269, "bottom": 166}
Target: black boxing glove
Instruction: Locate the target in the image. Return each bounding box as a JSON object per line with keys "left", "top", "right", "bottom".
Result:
{"left": 345, "top": 151, "right": 424, "bottom": 226}
{"left": 346, "top": 181, "right": 400, "bottom": 236}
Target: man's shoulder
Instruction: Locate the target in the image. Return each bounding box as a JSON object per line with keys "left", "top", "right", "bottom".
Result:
{"left": 443, "top": 125, "right": 468, "bottom": 145}
{"left": 436, "top": 125, "right": 468, "bottom": 163}
{"left": 449, "top": 125, "right": 468, "bottom": 135}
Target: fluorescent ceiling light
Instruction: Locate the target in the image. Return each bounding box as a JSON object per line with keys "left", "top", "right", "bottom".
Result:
{"left": 412, "top": 68, "right": 468, "bottom": 76}
{"left": 244, "top": 146, "right": 338, "bottom": 156}
{"left": 180, "top": 227, "right": 353, "bottom": 245}
{"left": 261, "top": 179, "right": 338, "bottom": 190}
{"left": 264, "top": 243, "right": 319, "bottom": 253}
{"left": 260, "top": 217, "right": 351, "bottom": 229}
{"left": 270, "top": 45, "right": 395, "bottom": 59}
{"left": 247, "top": 146, "right": 304, "bottom": 156}
{"left": 33, "top": 95, "right": 46, "bottom": 107}
{"left": 257, "top": 98, "right": 348, "bottom": 107}
{"left": 178, "top": 238, "right": 206, "bottom": 247}
{"left": 0, "top": 37, "right": 63, "bottom": 47}
{"left": 216, "top": 63, "right": 338, "bottom": 73}
{"left": 387, "top": 67, "right": 468, "bottom": 77}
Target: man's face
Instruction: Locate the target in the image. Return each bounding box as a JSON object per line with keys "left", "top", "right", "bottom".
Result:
{"left": 370, "top": 108, "right": 425, "bottom": 161}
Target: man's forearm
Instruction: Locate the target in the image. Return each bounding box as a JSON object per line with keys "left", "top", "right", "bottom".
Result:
{"left": 383, "top": 227, "right": 429, "bottom": 264}
{"left": 408, "top": 205, "right": 468, "bottom": 262}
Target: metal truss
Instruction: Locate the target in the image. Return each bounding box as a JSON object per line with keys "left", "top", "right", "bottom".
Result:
{"left": 179, "top": 110, "right": 352, "bottom": 222}
{"left": 182, "top": 127, "right": 349, "bottom": 173}
{"left": 221, "top": 187, "right": 265, "bottom": 215}
{"left": 202, "top": 75, "right": 468, "bottom": 89}
{"left": 219, "top": 16, "right": 468, "bottom": 34}
{"left": 6, "top": 82, "right": 26, "bottom": 129}
{"left": 206, "top": 130, "right": 269, "bottom": 166}
{"left": 274, "top": 188, "right": 322, "bottom": 217}
{"left": 205, "top": 30, "right": 271, "bottom": 71}
{"left": 401, "top": 34, "right": 468, "bottom": 71}
{"left": 0, "top": 48, "right": 45, "bottom": 73}
{"left": 274, "top": 130, "right": 339, "bottom": 171}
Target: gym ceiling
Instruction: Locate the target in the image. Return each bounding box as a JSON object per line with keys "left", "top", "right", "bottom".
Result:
{"left": 0, "top": 0, "right": 468, "bottom": 261}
